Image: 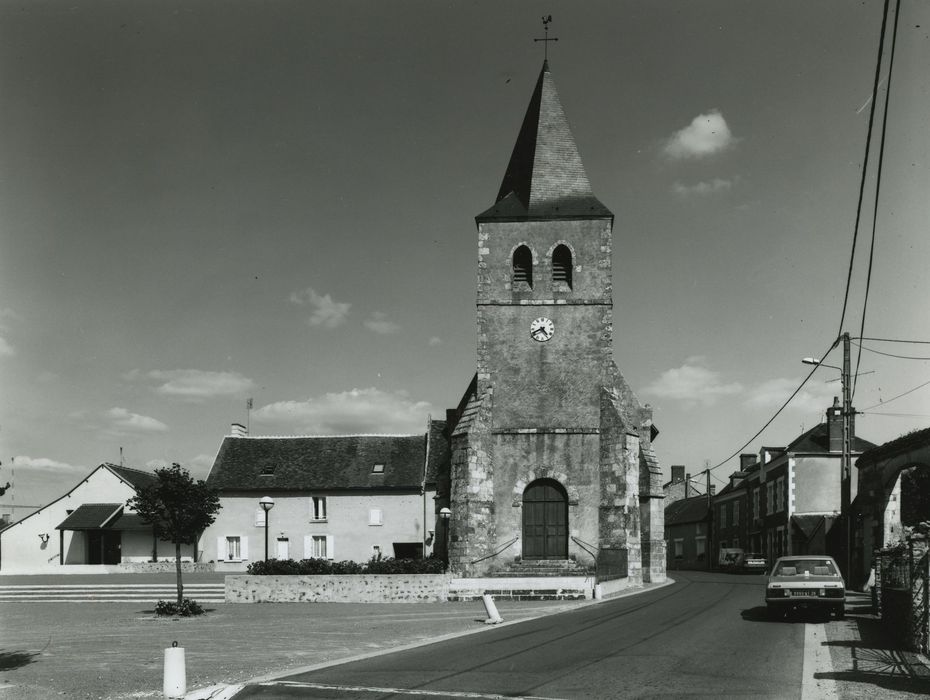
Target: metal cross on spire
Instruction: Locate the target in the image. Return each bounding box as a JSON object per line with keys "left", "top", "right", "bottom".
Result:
{"left": 534, "top": 15, "right": 558, "bottom": 61}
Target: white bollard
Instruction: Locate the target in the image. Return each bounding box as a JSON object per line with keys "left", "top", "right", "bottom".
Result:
{"left": 163, "top": 641, "right": 186, "bottom": 698}
{"left": 593, "top": 583, "right": 603, "bottom": 600}
{"left": 482, "top": 593, "right": 503, "bottom": 624}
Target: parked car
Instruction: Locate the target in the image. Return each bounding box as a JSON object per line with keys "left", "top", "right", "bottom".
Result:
{"left": 765, "top": 555, "right": 845, "bottom": 619}
{"left": 741, "top": 553, "right": 767, "bottom": 574}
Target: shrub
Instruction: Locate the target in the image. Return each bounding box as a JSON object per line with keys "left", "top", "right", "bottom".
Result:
{"left": 155, "top": 598, "right": 205, "bottom": 617}
{"left": 245, "top": 556, "right": 445, "bottom": 576}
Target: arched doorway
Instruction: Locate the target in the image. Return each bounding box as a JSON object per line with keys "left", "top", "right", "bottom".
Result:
{"left": 522, "top": 479, "right": 568, "bottom": 560}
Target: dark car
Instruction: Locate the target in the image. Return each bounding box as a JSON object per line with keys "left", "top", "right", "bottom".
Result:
{"left": 765, "top": 555, "right": 845, "bottom": 619}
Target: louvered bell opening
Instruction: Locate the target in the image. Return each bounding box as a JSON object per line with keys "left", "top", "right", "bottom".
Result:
{"left": 552, "top": 245, "right": 572, "bottom": 287}
{"left": 512, "top": 246, "right": 533, "bottom": 287}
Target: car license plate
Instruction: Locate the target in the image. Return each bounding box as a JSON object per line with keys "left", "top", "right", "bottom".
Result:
{"left": 789, "top": 590, "right": 816, "bottom": 597}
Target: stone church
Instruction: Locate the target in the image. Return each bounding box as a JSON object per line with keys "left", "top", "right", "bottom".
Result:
{"left": 441, "top": 60, "right": 666, "bottom": 586}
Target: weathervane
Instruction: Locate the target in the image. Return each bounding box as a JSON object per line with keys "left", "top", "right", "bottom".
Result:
{"left": 534, "top": 15, "right": 558, "bottom": 61}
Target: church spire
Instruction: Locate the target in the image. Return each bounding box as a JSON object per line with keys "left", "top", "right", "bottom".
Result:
{"left": 478, "top": 62, "right": 611, "bottom": 220}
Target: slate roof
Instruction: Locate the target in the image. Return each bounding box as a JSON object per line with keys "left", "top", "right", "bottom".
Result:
{"left": 786, "top": 422, "right": 876, "bottom": 454}
{"left": 664, "top": 495, "right": 711, "bottom": 526}
{"left": 206, "top": 433, "right": 429, "bottom": 492}
{"left": 477, "top": 61, "right": 611, "bottom": 221}
{"left": 56, "top": 503, "right": 123, "bottom": 530}
{"left": 105, "top": 464, "right": 158, "bottom": 490}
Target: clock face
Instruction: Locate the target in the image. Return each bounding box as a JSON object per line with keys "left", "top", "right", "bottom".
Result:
{"left": 530, "top": 317, "right": 554, "bottom": 342}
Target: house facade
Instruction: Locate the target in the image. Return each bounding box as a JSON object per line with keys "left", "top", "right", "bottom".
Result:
{"left": 200, "top": 420, "right": 448, "bottom": 572}
{"left": 0, "top": 464, "right": 192, "bottom": 574}
{"left": 665, "top": 495, "right": 712, "bottom": 571}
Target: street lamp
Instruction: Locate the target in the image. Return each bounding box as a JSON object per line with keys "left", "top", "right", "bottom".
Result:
{"left": 802, "top": 333, "right": 852, "bottom": 580}
{"left": 259, "top": 496, "right": 275, "bottom": 562}
{"left": 439, "top": 507, "right": 452, "bottom": 565}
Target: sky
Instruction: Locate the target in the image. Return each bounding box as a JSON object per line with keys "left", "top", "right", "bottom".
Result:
{"left": 1, "top": 0, "right": 929, "bottom": 513}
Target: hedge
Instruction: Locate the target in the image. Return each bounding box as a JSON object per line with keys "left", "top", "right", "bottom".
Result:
{"left": 246, "top": 557, "right": 446, "bottom": 576}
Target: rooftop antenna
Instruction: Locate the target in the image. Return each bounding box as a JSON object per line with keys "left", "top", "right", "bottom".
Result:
{"left": 246, "top": 397, "right": 253, "bottom": 436}
{"left": 534, "top": 15, "right": 558, "bottom": 61}
{"left": 119, "top": 446, "right": 123, "bottom": 467}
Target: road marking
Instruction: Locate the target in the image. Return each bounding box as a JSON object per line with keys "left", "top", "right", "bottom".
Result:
{"left": 261, "top": 681, "right": 563, "bottom": 699}
{"left": 801, "top": 622, "right": 838, "bottom": 700}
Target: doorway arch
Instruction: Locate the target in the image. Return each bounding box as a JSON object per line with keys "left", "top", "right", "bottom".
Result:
{"left": 522, "top": 479, "right": 568, "bottom": 560}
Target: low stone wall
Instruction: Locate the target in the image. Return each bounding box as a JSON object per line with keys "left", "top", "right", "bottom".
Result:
{"left": 226, "top": 574, "right": 451, "bottom": 603}
{"left": 118, "top": 561, "right": 215, "bottom": 574}
{"left": 448, "top": 576, "right": 592, "bottom": 601}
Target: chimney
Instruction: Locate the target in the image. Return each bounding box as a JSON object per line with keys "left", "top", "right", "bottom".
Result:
{"left": 827, "top": 397, "right": 843, "bottom": 452}
{"left": 739, "top": 453, "right": 756, "bottom": 471}
{"left": 230, "top": 422, "right": 248, "bottom": 438}
{"left": 671, "top": 465, "right": 685, "bottom": 484}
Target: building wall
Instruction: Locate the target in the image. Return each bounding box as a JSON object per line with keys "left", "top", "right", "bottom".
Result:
{"left": 0, "top": 468, "right": 134, "bottom": 573}
{"left": 202, "top": 490, "right": 434, "bottom": 572}
{"left": 665, "top": 521, "right": 710, "bottom": 571}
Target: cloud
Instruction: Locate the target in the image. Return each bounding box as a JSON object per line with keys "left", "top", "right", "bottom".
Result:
{"left": 146, "top": 369, "right": 255, "bottom": 399}
{"left": 745, "top": 377, "right": 837, "bottom": 414}
{"left": 643, "top": 359, "right": 743, "bottom": 406}
{"left": 363, "top": 312, "right": 400, "bottom": 335}
{"left": 0, "top": 336, "right": 13, "bottom": 357}
{"left": 664, "top": 110, "right": 735, "bottom": 159}
{"left": 254, "top": 388, "right": 432, "bottom": 435}
{"left": 672, "top": 177, "right": 735, "bottom": 197}
{"left": 144, "top": 453, "right": 215, "bottom": 479}
{"left": 8, "top": 456, "right": 87, "bottom": 476}
{"left": 428, "top": 336, "right": 442, "bottom": 346}
{"left": 289, "top": 287, "right": 350, "bottom": 328}
{"left": 105, "top": 407, "right": 169, "bottom": 433}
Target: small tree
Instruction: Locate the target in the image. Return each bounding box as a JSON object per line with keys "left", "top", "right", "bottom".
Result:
{"left": 127, "top": 463, "right": 221, "bottom": 609}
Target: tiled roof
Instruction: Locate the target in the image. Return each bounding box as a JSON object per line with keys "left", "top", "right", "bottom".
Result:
{"left": 477, "top": 61, "right": 611, "bottom": 220}
{"left": 664, "top": 495, "right": 711, "bottom": 525}
{"left": 56, "top": 504, "right": 122, "bottom": 530}
{"left": 425, "top": 419, "right": 450, "bottom": 486}
{"left": 787, "top": 422, "right": 876, "bottom": 454}
{"left": 206, "top": 434, "right": 428, "bottom": 491}
{"left": 105, "top": 464, "right": 158, "bottom": 490}
{"left": 109, "top": 513, "right": 151, "bottom": 530}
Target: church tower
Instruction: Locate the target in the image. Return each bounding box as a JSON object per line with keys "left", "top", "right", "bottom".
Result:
{"left": 447, "top": 61, "right": 666, "bottom": 587}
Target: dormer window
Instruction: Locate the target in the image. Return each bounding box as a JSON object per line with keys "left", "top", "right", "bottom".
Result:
{"left": 260, "top": 465, "right": 276, "bottom": 476}
{"left": 512, "top": 245, "right": 533, "bottom": 288}
{"left": 552, "top": 244, "right": 573, "bottom": 288}
{"left": 372, "top": 463, "right": 385, "bottom": 474}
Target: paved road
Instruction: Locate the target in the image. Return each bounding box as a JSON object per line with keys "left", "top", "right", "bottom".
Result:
{"left": 233, "top": 571, "right": 805, "bottom": 698}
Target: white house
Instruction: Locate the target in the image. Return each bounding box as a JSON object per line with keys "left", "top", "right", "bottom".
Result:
{"left": 0, "top": 463, "right": 195, "bottom": 574}
{"left": 201, "top": 420, "right": 449, "bottom": 572}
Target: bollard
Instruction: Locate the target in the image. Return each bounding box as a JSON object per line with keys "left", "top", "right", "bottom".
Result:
{"left": 593, "top": 583, "right": 603, "bottom": 600}
{"left": 163, "top": 641, "right": 186, "bottom": 699}
{"left": 482, "top": 593, "right": 503, "bottom": 624}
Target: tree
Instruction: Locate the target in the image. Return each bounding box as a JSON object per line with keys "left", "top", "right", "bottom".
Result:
{"left": 126, "top": 464, "right": 221, "bottom": 608}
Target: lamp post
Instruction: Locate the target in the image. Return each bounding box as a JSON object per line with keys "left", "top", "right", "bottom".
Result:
{"left": 803, "top": 331, "right": 852, "bottom": 579}
{"left": 439, "top": 507, "right": 452, "bottom": 566}
{"left": 259, "top": 496, "right": 275, "bottom": 562}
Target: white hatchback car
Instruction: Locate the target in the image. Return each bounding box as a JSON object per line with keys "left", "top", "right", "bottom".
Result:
{"left": 765, "top": 555, "right": 846, "bottom": 619}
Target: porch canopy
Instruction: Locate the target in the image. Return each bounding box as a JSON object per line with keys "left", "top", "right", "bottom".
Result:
{"left": 55, "top": 503, "right": 123, "bottom": 531}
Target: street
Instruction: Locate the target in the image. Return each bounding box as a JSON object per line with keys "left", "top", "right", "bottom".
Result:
{"left": 232, "top": 571, "right": 806, "bottom": 698}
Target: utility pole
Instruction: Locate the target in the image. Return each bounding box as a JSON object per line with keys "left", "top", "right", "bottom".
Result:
{"left": 841, "top": 331, "right": 852, "bottom": 581}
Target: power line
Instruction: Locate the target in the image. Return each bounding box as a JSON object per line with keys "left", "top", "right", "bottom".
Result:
{"left": 706, "top": 336, "right": 840, "bottom": 474}
{"left": 852, "top": 341, "right": 930, "bottom": 361}
{"left": 853, "top": 0, "right": 903, "bottom": 401}
{"left": 862, "top": 378, "right": 930, "bottom": 411}
{"left": 838, "top": 0, "right": 892, "bottom": 336}
{"left": 857, "top": 336, "right": 930, "bottom": 345}
{"left": 863, "top": 412, "right": 930, "bottom": 418}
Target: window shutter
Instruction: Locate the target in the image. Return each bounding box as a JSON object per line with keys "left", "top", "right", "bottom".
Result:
{"left": 255, "top": 508, "right": 266, "bottom": 527}
{"left": 326, "top": 535, "right": 334, "bottom": 560}
{"left": 240, "top": 536, "right": 249, "bottom": 561}
{"left": 217, "top": 537, "right": 227, "bottom": 561}
{"left": 304, "top": 535, "right": 314, "bottom": 559}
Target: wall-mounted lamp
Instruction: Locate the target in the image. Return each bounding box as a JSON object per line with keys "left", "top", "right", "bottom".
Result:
{"left": 38, "top": 533, "right": 50, "bottom": 544}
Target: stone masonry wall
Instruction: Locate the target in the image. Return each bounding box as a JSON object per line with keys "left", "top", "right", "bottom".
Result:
{"left": 226, "top": 574, "right": 451, "bottom": 603}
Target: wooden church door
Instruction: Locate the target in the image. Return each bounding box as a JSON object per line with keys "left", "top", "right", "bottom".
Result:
{"left": 522, "top": 479, "right": 568, "bottom": 560}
